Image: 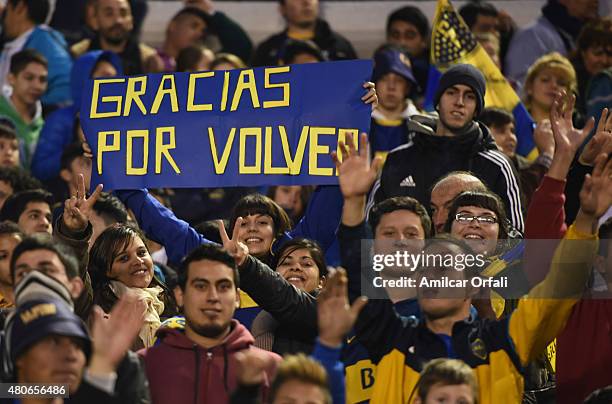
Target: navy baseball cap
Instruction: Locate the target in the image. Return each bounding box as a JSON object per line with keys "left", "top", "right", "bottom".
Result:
{"left": 6, "top": 298, "right": 91, "bottom": 362}
{"left": 372, "top": 47, "right": 418, "bottom": 88}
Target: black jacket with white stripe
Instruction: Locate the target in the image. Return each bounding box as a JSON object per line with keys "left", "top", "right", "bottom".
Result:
{"left": 367, "top": 115, "right": 525, "bottom": 231}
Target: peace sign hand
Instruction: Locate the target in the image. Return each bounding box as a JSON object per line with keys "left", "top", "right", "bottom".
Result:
{"left": 63, "top": 174, "right": 103, "bottom": 232}
{"left": 218, "top": 218, "right": 249, "bottom": 266}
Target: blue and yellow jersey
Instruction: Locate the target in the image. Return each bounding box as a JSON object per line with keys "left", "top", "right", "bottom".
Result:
{"left": 369, "top": 117, "right": 410, "bottom": 166}
{"left": 354, "top": 225, "right": 597, "bottom": 404}
{"left": 343, "top": 299, "right": 420, "bottom": 404}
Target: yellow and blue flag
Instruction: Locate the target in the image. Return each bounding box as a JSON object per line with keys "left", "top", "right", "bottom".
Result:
{"left": 424, "top": 0, "right": 536, "bottom": 158}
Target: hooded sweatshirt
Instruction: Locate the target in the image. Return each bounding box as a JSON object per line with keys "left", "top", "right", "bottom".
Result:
{"left": 140, "top": 320, "right": 280, "bottom": 404}
{"left": 31, "top": 51, "right": 123, "bottom": 181}
{"left": 367, "top": 115, "right": 525, "bottom": 231}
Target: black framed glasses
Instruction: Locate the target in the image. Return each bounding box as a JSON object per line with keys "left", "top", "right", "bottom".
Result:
{"left": 454, "top": 213, "right": 498, "bottom": 225}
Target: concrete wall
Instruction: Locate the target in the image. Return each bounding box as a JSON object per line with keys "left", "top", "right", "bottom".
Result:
{"left": 142, "top": 1, "right": 547, "bottom": 58}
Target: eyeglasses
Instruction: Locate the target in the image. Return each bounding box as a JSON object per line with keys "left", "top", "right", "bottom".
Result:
{"left": 454, "top": 213, "right": 498, "bottom": 225}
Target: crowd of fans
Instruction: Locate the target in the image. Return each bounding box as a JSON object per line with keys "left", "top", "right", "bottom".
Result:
{"left": 0, "top": 0, "right": 609, "bottom": 403}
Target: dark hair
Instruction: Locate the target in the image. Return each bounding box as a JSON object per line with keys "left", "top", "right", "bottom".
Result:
{"left": 386, "top": 6, "right": 429, "bottom": 38}
{"left": 598, "top": 217, "right": 612, "bottom": 257}
{"left": 275, "top": 238, "right": 328, "bottom": 281}
{"left": 177, "top": 243, "right": 239, "bottom": 290}
{"left": 8, "top": 0, "right": 50, "bottom": 25}
{"left": 583, "top": 385, "right": 612, "bottom": 404}
{"left": 425, "top": 234, "right": 478, "bottom": 260}
{"left": 88, "top": 224, "right": 148, "bottom": 290}
{"left": 229, "top": 193, "right": 292, "bottom": 249}
{"left": 0, "top": 167, "right": 42, "bottom": 193}
{"left": 194, "top": 219, "right": 226, "bottom": 245}
{"left": 411, "top": 358, "right": 478, "bottom": 403}
{"left": 458, "top": 1, "right": 498, "bottom": 29}
{"left": 282, "top": 39, "right": 325, "bottom": 65}
{"left": 479, "top": 107, "right": 515, "bottom": 129}
{"left": 60, "top": 142, "right": 86, "bottom": 171}
{"left": 172, "top": 6, "right": 211, "bottom": 29}
{"left": 176, "top": 45, "right": 210, "bottom": 72}
{"left": 0, "top": 221, "right": 22, "bottom": 238}
{"left": 10, "top": 234, "right": 79, "bottom": 283}
{"left": 90, "top": 52, "right": 119, "bottom": 78}
{"left": 9, "top": 49, "right": 47, "bottom": 75}
{"left": 0, "top": 124, "right": 17, "bottom": 141}
{"left": 266, "top": 185, "right": 314, "bottom": 223}
{"left": 92, "top": 192, "right": 128, "bottom": 226}
{"left": 369, "top": 196, "right": 432, "bottom": 237}
{"left": 576, "top": 17, "right": 612, "bottom": 53}
{"left": 0, "top": 189, "right": 52, "bottom": 223}
{"left": 443, "top": 190, "right": 509, "bottom": 240}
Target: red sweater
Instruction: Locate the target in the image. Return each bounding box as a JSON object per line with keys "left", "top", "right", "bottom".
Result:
{"left": 526, "top": 175, "right": 612, "bottom": 403}
{"left": 140, "top": 320, "right": 281, "bottom": 404}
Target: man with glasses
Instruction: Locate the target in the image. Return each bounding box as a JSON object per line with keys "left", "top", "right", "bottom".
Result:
{"left": 339, "top": 128, "right": 611, "bottom": 402}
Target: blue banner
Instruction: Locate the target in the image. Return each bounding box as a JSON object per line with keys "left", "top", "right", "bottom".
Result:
{"left": 80, "top": 60, "right": 373, "bottom": 189}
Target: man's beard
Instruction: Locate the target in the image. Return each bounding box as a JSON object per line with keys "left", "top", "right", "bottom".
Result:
{"left": 101, "top": 25, "right": 130, "bottom": 46}
{"left": 294, "top": 18, "right": 316, "bottom": 30}
{"left": 187, "top": 319, "right": 231, "bottom": 339}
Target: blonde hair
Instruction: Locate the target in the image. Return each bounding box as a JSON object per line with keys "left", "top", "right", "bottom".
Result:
{"left": 523, "top": 52, "right": 577, "bottom": 109}
{"left": 269, "top": 354, "right": 332, "bottom": 404}
{"left": 210, "top": 53, "right": 247, "bottom": 70}
{"left": 412, "top": 358, "right": 478, "bottom": 403}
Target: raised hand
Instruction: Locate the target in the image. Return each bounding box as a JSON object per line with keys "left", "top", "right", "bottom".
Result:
{"left": 579, "top": 153, "right": 612, "bottom": 219}
{"left": 550, "top": 91, "right": 595, "bottom": 158}
{"left": 234, "top": 349, "right": 276, "bottom": 386}
{"left": 533, "top": 119, "right": 554, "bottom": 157}
{"left": 579, "top": 108, "right": 612, "bottom": 166}
{"left": 317, "top": 267, "right": 367, "bottom": 347}
{"left": 331, "top": 132, "right": 382, "bottom": 200}
{"left": 82, "top": 141, "right": 93, "bottom": 159}
{"left": 63, "top": 174, "right": 103, "bottom": 232}
{"left": 362, "top": 82, "right": 378, "bottom": 110}
{"left": 88, "top": 293, "right": 146, "bottom": 374}
{"left": 218, "top": 218, "right": 249, "bottom": 266}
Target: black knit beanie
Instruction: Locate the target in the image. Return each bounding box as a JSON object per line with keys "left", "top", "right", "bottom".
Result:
{"left": 434, "top": 64, "right": 486, "bottom": 115}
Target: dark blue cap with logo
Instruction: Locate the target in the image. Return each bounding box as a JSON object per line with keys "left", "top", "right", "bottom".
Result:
{"left": 372, "top": 47, "right": 418, "bottom": 88}
{"left": 6, "top": 298, "right": 91, "bottom": 362}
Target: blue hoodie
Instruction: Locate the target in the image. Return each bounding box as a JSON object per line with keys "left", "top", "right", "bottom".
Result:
{"left": 24, "top": 26, "right": 73, "bottom": 107}
{"left": 31, "top": 51, "right": 122, "bottom": 181}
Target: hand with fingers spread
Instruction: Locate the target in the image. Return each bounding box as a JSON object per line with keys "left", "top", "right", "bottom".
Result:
{"left": 63, "top": 174, "right": 103, "bottom": 232}
{"left": 579, "top": 108, "right": 612, "bottom": 166}
{"left": 331, "top": 133, "right": 382, "bottom": 200}
{"left": 88, "top": 293, "right": 146, "bottom": 375}
{"left": 578, "top": 153, "right": 612, "bottom": 220}
{"left": 317, "top": 267, "right": 368, "bottom": 347}
{"left": 218, "top": 218, "right": 249, "bottom": 266}
{"left": 362, "top": 82, "right": 378, "bottom": 111}
{"left": 550, "top": 91, "right": 595, "bottom": 159}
